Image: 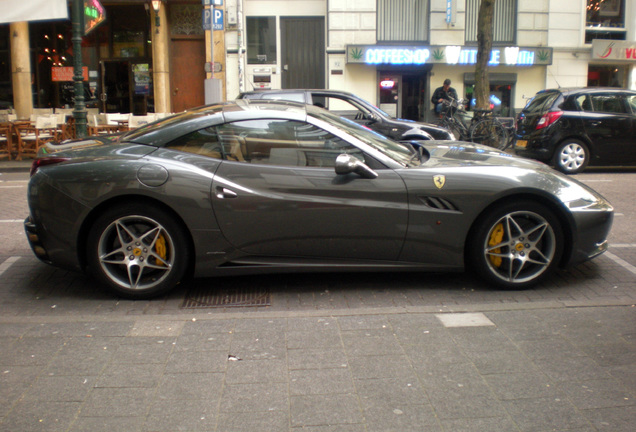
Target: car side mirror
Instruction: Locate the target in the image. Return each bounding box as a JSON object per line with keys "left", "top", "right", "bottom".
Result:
{"left": 335, "top": 154, "right": 378, "bottom": 179}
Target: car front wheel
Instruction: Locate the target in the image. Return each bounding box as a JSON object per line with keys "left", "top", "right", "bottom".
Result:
{"left": 467, "top": 201, "right": 564, "bottom": 289}
{"left": 552, "top": 139, "right": 589, "bottom": 174}
{"left": 87, "top": 203, "right": 189, "bottom": 299}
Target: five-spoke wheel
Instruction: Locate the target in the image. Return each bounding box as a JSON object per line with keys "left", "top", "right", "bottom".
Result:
{"left": 468, "top": 201, "right": 564, "bottom": 289}
{"left": 87, "top": 203, "right": 189, "bottom": 299}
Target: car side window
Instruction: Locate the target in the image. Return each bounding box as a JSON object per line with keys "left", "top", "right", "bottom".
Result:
{"left": 164, "top": 128, "right": 223, "bottom": 159}
{"left": 589, "top": 94, "right": 628, "bottom": 114}
{"left": 626, "top": 95, "right": 636, "bottom": 114}
{"left": 319, "top": 96, "right": 370, "bottom": 121}
{"left": 261, "top": 93, "right": 306, "bottom": 103}
{"left": 576, "top": 95, "right": 593, "bottom": 112}
{"left": 215, "top": 119, "right": 364, "bottom": 167}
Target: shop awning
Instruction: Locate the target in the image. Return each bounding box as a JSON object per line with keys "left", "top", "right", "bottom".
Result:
{"left": 0, "top": 0, "right": 68, "bottom": 24}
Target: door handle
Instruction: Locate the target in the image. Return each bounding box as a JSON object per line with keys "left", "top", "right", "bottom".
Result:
{"left": 215, "top": 187, "right": 238, "bottom": 199}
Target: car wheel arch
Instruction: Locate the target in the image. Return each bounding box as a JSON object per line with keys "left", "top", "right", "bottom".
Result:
{"left": 464, "top": 193, "right": 575, "bottom": 270}
{"left": 77, "top": 195, "right": 196, "bottom": 278}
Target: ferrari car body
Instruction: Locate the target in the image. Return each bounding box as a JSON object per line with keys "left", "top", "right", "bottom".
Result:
{"left": 25, "top": 100, "right": 613, "bottom": 298}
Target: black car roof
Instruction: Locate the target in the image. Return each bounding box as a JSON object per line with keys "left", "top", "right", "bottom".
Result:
{"left": 537, "top": 87, "right": 636, "bottom": 96}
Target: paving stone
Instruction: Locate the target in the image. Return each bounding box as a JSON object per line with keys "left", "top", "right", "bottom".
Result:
{"left": 68, "top": 416, "right": 145, "bottom": 432}
{"left": 290, "top": 368, "right": 355, "bottom": 395}
{"left": 219, "top": 382, "right": 288, "bottom": 413}
{"left": 225, "top": 359, "right": 288, "bottom": 384}
{"left": 1, "top": 400, "right": 81, "bottom": 432}
{"left": 290, "top": 393, "right": 363, "bottom": 427}
{"left": 363, "top": 404, "right": 442, "bottom": 432}
{"left": 95, "top": 363, "right": 164, "bottom": 388}
{"left": 80, "top": 387, "right": 155, "bottom": 417}
{"left": 164, "top": 349, "right": 229, "bottom": 373}
{"left": 156, "top": 373, "right": 223, "bottom": 400}
{"left": 216, "top": 410, "right": 289, "bottom": 432}
{"left": 557, "top": 379, "right": 634, "bottom": 410}
{"left": 21, "top": 375, "right": 96, "bottom": 402}
{"left": 287, "top": 348, "right": 348, "bottom": 370}
{"left": 501, "top": 396, "right": 591, "bottom": 432}
{"left": 286, "top": 329, "right": 343, "bottom": 350}
{"left": 144, "top": 398, "right": 218, "bottom": 431}
{"left": 348, "top": 354, "right": 416, "bottom": 380}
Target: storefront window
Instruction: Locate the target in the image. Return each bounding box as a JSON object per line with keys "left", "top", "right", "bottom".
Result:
{"left": 586, "top": 0, "right": 626, "bottom": 43}
{"left": 247, "top": 17, "right": 277, "bottom": 64}
{"left": 588, "top": 65, "right": 627, "bottom": 87}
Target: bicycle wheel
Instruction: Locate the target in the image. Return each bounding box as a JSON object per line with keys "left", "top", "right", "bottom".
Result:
{"left": 470, "top": 119, "right": 509, "bottom": 150}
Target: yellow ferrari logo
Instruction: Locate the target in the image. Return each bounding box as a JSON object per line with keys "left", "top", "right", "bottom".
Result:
{"left": 433, "top": 175, "right": 446, "bottom": 190}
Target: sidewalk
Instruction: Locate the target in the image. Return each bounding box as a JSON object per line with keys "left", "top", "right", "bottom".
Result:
{"left": 0, "top": 159, "right": 32, "bottom": 172}
{"left": 1, "top": 301, "right": 634, "bottom": 432}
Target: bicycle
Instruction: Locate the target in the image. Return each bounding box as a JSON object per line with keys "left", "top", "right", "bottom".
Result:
{"left": 436, "top": 98, "right": 512, "bottom": 150}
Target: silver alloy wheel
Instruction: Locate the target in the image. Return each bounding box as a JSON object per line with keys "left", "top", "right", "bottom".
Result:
{"left": 557, "top": 142, "right": 586, "bottom": 172}
{"left": 483, "top": 210, "right": 557, "bottom": 284}
{"left": 97, "top": 215, "right": 175, "bottom": 291}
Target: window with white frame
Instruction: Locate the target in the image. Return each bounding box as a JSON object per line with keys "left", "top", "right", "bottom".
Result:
{"left": 465, "top": 0, "right": 516, "bottom": 44}
{"left": 377, "top": 0, "right": 429, "bottom": 42}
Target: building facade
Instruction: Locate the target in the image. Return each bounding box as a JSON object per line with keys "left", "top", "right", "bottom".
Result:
{"left": 1, "top": 1, "right": 634, "bottom": 121}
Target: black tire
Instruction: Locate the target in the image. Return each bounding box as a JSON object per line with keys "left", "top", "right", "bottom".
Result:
{"left": 87, "top": 203, "right": 189, "bottom": 299}
{"left": 470, "top": 119, "right": 509, "bottom": 150}
{"left": 467, "top": 200, "right": 564, "bottom": 290}
{"left": 552, "top": 139, "right": 589, "bottom": 174}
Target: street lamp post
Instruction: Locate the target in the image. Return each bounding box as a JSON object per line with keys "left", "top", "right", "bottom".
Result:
{"left": 72, "top": 0, "right": 87, "bottom": 138}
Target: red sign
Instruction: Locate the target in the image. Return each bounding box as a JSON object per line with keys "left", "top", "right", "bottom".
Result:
{"left": 52, "top": 67, "right": 89, "bottom": 82}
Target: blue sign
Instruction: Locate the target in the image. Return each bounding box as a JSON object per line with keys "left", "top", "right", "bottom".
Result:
{"left": 202, "top": 0, "right": 223, "bottom": 5}
{"left": 213, "top": 9, "right": 224, "bottom": 30}
{"left": 203, "top": 8, "right": 223, "bottom": 31}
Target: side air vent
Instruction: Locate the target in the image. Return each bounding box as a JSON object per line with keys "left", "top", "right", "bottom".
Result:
{"left": 421, "top": 196, "right": 460, "bottom": 212}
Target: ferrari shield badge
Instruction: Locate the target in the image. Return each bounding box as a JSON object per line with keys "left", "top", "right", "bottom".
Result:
{"left": 433, "top": 175, "right": 446, "bottom": 190}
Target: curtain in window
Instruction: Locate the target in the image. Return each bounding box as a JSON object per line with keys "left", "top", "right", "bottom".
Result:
{"left": 466, "top": 0, "right": 516, "bottom": 44}
{"left": 377, "top": 0, "right": 429, "bottom": 41}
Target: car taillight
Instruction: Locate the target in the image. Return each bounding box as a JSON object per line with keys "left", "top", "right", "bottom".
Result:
{"left": 536, "top": 111, "right": 563, "bottom": 130}
{"left": 30, "top": 157, "right": 71, "bottom": 177}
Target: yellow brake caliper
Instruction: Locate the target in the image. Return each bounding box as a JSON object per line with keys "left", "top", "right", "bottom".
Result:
{"left": 155, "top": 234, "right": 167, "bottom": 266}
{"left": 488, "top": 223, "right": 504, "bottom": 267}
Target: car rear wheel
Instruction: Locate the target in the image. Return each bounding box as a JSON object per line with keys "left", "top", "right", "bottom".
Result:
{"left": 467, "top": 201, "right": 564, "bottom": 289}
{"left": 87, "top": 203, "right": 189, "bottom": 299}
{"left": 552, "top": 139, "right": 589, "bottom": 174}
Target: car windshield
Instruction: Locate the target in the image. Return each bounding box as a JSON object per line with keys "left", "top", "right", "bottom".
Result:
{"left": 523, "top": 92, "right": 560, "bottom": 114}
{"left": 309, "top": 106, "right": 415, "bottom": 166}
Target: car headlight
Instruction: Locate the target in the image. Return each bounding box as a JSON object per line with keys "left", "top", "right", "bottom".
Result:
{"left": 558, "top": 181, "right": 612, "bottom": 211}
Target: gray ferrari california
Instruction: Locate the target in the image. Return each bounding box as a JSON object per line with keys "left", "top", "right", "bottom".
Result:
{"left": 25, "top": 100, "right": 613, "bottom": 299}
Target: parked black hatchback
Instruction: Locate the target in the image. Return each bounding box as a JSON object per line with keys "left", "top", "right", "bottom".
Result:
{"left": 515, "top": 88, "right": 636, "bottom": 174}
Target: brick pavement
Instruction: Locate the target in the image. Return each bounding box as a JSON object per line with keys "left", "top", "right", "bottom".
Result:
{"left": 1, "top": 163, "right": 635, "bottom": 431}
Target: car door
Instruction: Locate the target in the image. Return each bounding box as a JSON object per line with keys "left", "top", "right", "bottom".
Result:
{"left": 583, "top": 93, "right": 635, "bottom": 165}
{"left": 211, "top": 118, "right": 409, "bottom": 260}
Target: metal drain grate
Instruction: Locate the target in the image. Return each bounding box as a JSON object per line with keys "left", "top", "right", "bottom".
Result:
{"left": 181, "top": 286, "right": 271, "bottom": 309}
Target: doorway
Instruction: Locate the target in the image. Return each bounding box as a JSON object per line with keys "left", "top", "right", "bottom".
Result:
{"left": 100, "top": 61, "right": 131, "bottom": 113}
{"left": 378, "top": 71, "right": 429, "bottom": 121}
{"left": 170, "top": 38, "right": 206, "bottom": 112}
{"left": 280, "top": 17, "right": 325, "bottom": 89}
